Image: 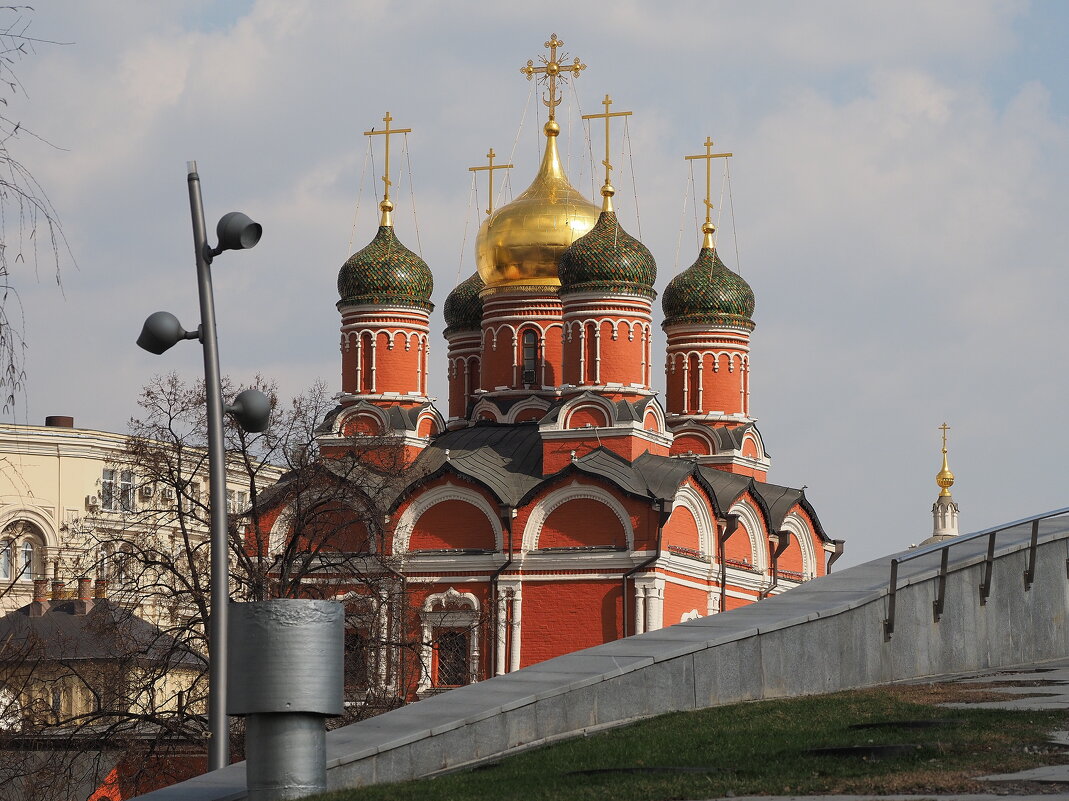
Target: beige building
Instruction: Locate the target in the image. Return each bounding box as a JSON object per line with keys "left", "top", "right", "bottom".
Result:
{"left": 0, "top": 415, "right": 283, "bottom": 615}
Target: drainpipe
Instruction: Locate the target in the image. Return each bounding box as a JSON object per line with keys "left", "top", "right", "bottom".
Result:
{"left": 717, "top": 514, "right": 740, "bottom": 614}
{"left": 759, "top": 530, "right": 791, "bottom": 600}
{"left": 622, "top": 499, "right": 672, "bottom": 637}
{"left": 827, "top": 539, "right": 846, "bottom": 573}
{"left": 488, "top": 506, "right": 515, "bottom": 675}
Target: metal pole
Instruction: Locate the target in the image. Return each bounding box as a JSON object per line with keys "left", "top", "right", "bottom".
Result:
{"left": 187, "top": 160, "right": 230, "bottom": 772}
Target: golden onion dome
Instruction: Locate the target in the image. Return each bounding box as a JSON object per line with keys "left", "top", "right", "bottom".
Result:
{"left": 475, "top": 120, "right": 599, "bottom": 292}
{"left": 936, "top": 447, "right": 955, "bottom": 496}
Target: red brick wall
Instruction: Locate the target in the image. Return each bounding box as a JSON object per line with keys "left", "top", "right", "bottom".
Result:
{"left": 662, "top": 581, "right": 709, "bottom": 627}
{"left": 663, "top": 505, "right": 701, "bottom": 553}
{"left": 520, "top": 579, "right": 622, "bottom": 667}
{"left": 538, "top": 498, "right": 627, "bottom": 549}
{"left": 408, "top": 498, "right": 497, "bottom": 551}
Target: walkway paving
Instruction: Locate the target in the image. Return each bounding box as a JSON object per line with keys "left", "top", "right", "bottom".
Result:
{"left": 700, "top": 657, "right": 1069, "bottom": 801}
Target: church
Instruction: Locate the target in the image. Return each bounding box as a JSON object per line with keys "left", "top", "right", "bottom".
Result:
{"left": 261, "top": 35, "right": 842, "bottom": 699}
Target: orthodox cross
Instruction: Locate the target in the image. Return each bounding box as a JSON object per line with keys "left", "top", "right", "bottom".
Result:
{"left": 685, "top": 136, "right": 733, "bottom": 231}
{"left": 468, "top": 148, "right": 513, "bottom": 216}
{"left": 939, "top": 422, "right": 950, "bottom": 452}
{"left": 520, "top": 33, "right": 586, "bottom": 121}
{"left": 364, "top": 112, "right": 412, "bottom": 207}
{"left": 582, "top": 94, "right": 632, "bottom": 194}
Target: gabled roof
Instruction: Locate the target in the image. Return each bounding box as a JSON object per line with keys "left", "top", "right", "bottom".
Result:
{"left": 409, "top": 423, "right": 544, "bottom": 506}
{"left": 0, "top": 599, "right": 200, "bottom": 667}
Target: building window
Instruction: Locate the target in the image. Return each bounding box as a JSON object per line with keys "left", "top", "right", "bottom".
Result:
{"left": 344, "top": 629, "right": 369, "bottom": 692}
{"left": 0, "top": 542, "right": 10, "bottom": 581}
{"left": 20, "top": 541, "right": 36, "bottom": 581}
{"left": 227, "top": 489, "right": 249, "bottom": 515}
{"left": 434, "top": 630, "right": 470, "bottom": 687}
{"left": 522, "top": 330, "right": 537, "bottom": 385}
{"left": 418, "top": 587, "right": 479, "bottom": 694}
{"left": 102, "top": 469, "right": 135, "bottom": 512}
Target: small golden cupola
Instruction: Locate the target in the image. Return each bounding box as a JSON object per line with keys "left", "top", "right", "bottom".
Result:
{"left": 936, "top": 421, "right": 955, "bottom": 497}
{"left": 474, "top": 34, "right": 599, "bottom": 293}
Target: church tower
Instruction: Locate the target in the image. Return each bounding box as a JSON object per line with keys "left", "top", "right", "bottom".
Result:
{"left": 661, "top": 140, "right": 769, "bottom": 479}
{"left": 923, "top": 423, "right": 960, "bottom": 544}
{"left": 471, "top": 36, "right": 599, "bottom": 413}
{"left": 333, "top": 113, "right": 443, "bottom": 451}
{"left": 558, "top": 95, "right": 657, "bottom": 399}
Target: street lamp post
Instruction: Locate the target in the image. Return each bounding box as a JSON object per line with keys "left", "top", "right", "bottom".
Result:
{"left": 137, "top": 162, "right": 269, "bottom": 772}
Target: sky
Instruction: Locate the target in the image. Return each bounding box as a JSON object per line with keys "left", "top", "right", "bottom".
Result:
{"left": 7, "top": 0, "right": 1069, "bottom": 568}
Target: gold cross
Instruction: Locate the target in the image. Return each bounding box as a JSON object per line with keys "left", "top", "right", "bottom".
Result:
{"left": 939, "top": 422, "right": 950, "bottom": 452}
{"left": 685, "top": 136, "right": 733, "bottom": 229}
{"left": 582, "top": 94, "right": 632, "bottom": 191}
{"left": 468, "top": 148, "right": 513, "bottom": 216}
{"left": 520, "top": 33, "right": 586, "bottom": 121}
{"left": 363, "top": 112, "right": 412, "bottom": 206}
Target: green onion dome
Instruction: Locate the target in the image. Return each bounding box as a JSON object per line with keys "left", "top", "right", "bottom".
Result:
{"left": 662, "top": 246, "right": 755, "bottom": 329}
{"left": 337, "top": 226, "right": 433, "bottom": 310}
{"left": 443, "top": 271, "right": 484, "bottom": 335}
{"left": 558, "top": 211, "right": 656, "bottom": 298}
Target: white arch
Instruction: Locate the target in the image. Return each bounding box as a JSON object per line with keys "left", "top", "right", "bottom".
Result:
{"left": 780, "top": 510, "right": 818, "bottom": 580}
{"left": 555, "top": 394, "right": 616, "bottom": 430}
{"left": 0, "top": 507, "right": 59, "bottom": 550}
{"left": 521, "top": 481, "right": 634, "bottom": 552}
{"left": 422, "top": 586, "right": 479, "bottom": 612}
{"left": 393, "top": 483, "right": 503, "bottom": 553}
{"left": 671, "top": 483, "right": 716, "bottom": 557}
{"left": 333, "top": 404, "right": 390, "bottom": 437}
{"left": 469, "top": 398, "right": 503, "bottom": 423}
{"left": 670, "top": 426, "right": 717, "bottom": 455}
{"left": 506, "top": 396, "right": 551, "bottom": 424}
{"left": 728, "top": 499, "right": 769, "bottom": 573}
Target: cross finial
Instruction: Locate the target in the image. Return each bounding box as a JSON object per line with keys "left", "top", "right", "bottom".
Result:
{"left": 936, "top": 422, "right": 955, "bottom": 496}
{"left": 582, "top": 93, "right": 632, "bottom": 212}
{"left": 468, "top": 147, "right": 514, "bottom": 216}
{"left": 685, "top": 136, "right": 733, "bottom": 247}
{"left": 364, "top": 111, "right": 413, "bottom": 226}
{"left": 520, "top": 33, "right": 587, "bottom": 122}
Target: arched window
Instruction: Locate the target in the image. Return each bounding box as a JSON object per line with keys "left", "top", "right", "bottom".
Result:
{"left": 20, "top": 541, "right": 35, "bottom": 581}
{"left": 522, "top": 330, "right": 538, "bottom": 386}
{"left": 0, "top": 542, "right": 10, "bottom": 581}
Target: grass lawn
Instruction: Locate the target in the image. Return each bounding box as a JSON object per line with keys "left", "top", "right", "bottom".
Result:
{"left": 313, "top": 681, "right": 1069, "bottom": 801}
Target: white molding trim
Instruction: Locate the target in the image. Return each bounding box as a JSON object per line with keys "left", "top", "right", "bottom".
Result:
{"left": 728, "top": 500, "right": 769, "bottom": 574}
{"left": 670, "top": 484, "right": 716, "bottom": 557}
{"left": 394, "top": 484, "right": 503, "bottom": 554}
{"left": 520, "top": 481, "right": 634, "bottom": 552}
{"left": 780, "top": 510, "right": 817, "bottom": 580}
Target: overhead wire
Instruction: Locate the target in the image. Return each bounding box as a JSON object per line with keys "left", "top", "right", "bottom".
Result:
{"left": 346, "top": 137, "right": 373, "bottom": 258}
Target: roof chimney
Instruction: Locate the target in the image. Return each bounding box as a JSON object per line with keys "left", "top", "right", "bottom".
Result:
{"left": 51, "top": 579, "right": 65, "bottom": 601}
{"left": 74, "top": 577, "right": 94, "bottom": 615}
{"left": 29, "top": 578, "right": 50, "bottom": 617}
{"left": 44, "top": 415, "right": 74, "bottom": 428}
{"left": 94, "top": 578, "right": 107, "bottom": 599}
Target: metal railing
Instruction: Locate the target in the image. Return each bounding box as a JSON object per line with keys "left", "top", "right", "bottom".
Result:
{"left": 883, "top": 505, "right": 1069, "bottom": 640}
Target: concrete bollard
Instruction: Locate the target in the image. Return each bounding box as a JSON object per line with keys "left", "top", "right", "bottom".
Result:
{"left": 228, "top": 599, "right": 344, "bottom": 801}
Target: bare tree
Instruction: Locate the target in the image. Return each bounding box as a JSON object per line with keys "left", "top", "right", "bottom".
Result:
{"left": 0, "top": 6, "right": 73, "bottom": 410}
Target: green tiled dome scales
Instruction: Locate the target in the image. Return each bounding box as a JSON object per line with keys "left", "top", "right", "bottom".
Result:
{"left": 662, "top": 245, "right": 755, "bottom": 330}
{"left": 558, "top": 211, "right": 656, "bottom": 298}
{"left": 337, "top": 226, "right": 434, "bottom": 311}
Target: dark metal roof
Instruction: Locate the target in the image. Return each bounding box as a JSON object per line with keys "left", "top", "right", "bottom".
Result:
{"left": 414, "top": 424, "right": 545, "bottom": 506}
{"left": 0, "top": 599, "right": 200, "bottom": 667}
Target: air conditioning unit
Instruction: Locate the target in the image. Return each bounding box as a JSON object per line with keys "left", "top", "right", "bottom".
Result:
{"left": 162, "top": 487, "right": 176, "bottom": 501}
{"left": 85, "top": 495, "right": 101, "bottom": 510}
{"left": 140, "top": 485, "right": 155, "bottom": 499}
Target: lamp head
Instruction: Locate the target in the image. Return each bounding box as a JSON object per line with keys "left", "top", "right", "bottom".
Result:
{"left": 137, "top": 311, "right": 193, "bottom": 355}
{"left": 228, "top": 389, "right": 271, "bottom": 433}
{"left": 213, "top": 211, "right": 262, "bottom": 255}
